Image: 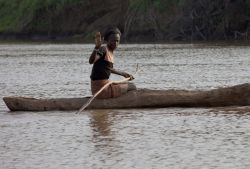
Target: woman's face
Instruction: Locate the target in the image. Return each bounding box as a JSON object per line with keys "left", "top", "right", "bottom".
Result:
{"left": 107, "top": 34, "right": 120, "bottom": 51}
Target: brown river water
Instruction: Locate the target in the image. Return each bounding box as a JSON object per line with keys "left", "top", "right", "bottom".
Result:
{"left": 0, "top": 43, "right": 250, "bottom": 169}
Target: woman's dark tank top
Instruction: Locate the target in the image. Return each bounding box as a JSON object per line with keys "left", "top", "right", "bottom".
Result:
{"left": 90, "top": 47, "right": 113, "bottom": 80}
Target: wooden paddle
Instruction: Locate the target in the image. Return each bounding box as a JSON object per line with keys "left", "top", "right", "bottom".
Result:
{"left": 76, "top": 64, "right": 139, "bottom": 114}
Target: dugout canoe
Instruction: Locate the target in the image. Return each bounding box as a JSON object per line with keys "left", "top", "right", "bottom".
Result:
{"left": 3, "top": 83, "right": 250, "bottom": 111}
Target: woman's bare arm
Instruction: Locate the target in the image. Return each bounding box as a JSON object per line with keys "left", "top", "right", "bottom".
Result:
{"left": 89, "top": 49, "right": 99, "bottom": 64}
{"left": 110, "top": 68, "right": 134, "bottom": 80}
{"left": 89, "top": 32, "right": 102, "bottom": 64}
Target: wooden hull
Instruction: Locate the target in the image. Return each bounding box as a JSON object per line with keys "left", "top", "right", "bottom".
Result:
{"left": 3, "top": 83, "right": 250, "bottom": 111}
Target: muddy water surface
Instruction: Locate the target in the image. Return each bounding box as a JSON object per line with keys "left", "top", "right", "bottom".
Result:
{"left": 0, "top": 44, "right": 250, "bottom": 169}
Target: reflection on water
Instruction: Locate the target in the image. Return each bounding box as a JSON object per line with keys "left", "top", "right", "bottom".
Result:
{"left": 0, "top": 44, "right": 250, "bottom": 169}
{"left": 90, "top": 110, "right": 113, "bottom": 137}
{"left": 90, "top": 110, "right": 115, "bottom": 150}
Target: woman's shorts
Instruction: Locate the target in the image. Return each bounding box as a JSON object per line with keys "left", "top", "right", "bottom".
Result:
{"left": 91, "top": 79, "right": 123, "bottom": 99}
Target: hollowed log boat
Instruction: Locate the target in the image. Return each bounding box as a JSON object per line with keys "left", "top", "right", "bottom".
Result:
{"left": 3, "top": 83, "right": 250, "bottom": 111}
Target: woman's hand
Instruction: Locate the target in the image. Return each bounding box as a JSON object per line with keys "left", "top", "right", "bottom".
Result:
{"left": 95, "top": 32, "right": 102, "bottom": 49}
{"left": 122, "top": 72, "right": 134, "bottom": 80}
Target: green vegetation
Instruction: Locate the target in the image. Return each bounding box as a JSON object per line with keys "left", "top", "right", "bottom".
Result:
{"left": 128, "top": 0, "right": 183, "bottom": 13}
{"left": 0, "top": 0, "right": 84, "bottom": 32}
{"left": 0, "top": 0, "right": 250, "bottom": 42}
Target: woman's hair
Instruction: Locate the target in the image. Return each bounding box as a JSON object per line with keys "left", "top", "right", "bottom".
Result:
{"left": 103, "top": 27, "right": 121, "bottom": 41}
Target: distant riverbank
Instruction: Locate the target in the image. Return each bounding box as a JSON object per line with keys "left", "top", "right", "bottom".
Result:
{"left": 1, "top": 37, "right": 250, "bottom": 47}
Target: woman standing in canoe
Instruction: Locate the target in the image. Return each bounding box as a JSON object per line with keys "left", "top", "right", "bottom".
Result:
{"left": 89, "top": 27, "right": 136, "bottom": 99}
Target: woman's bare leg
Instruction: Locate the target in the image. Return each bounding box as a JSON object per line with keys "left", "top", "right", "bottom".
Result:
{"left": 120, "top": 83, "right": 128, "bottom": 94}
{"left": 128, "top": 82, "right": 136, "bottom": 91}
{"left": 120, "top": 82, "right": 136, "bottom": 94}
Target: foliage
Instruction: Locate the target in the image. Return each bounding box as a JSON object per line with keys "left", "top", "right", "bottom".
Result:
{"left": 0, "top": 0, "right": 250, "bottom": 41}
{"left": 0, "top": 0, "right": 84, "bottom": 32}
{"left": 128, "top": 0, "right": 184, "bottom": 13}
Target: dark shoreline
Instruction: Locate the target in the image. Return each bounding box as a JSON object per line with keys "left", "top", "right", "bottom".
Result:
{"left": 1, "top": 32, "right": 250, "bottom": 46}
{"left": 1, "top": 31, "right": 250, "bottom": 45}
{"left": 1, "top": 38, "right": 250, "bottom": 46}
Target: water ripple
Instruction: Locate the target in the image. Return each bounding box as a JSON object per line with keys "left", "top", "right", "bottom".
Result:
{"left": 0, "top": 44, "right": 250, "bottom": 169}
